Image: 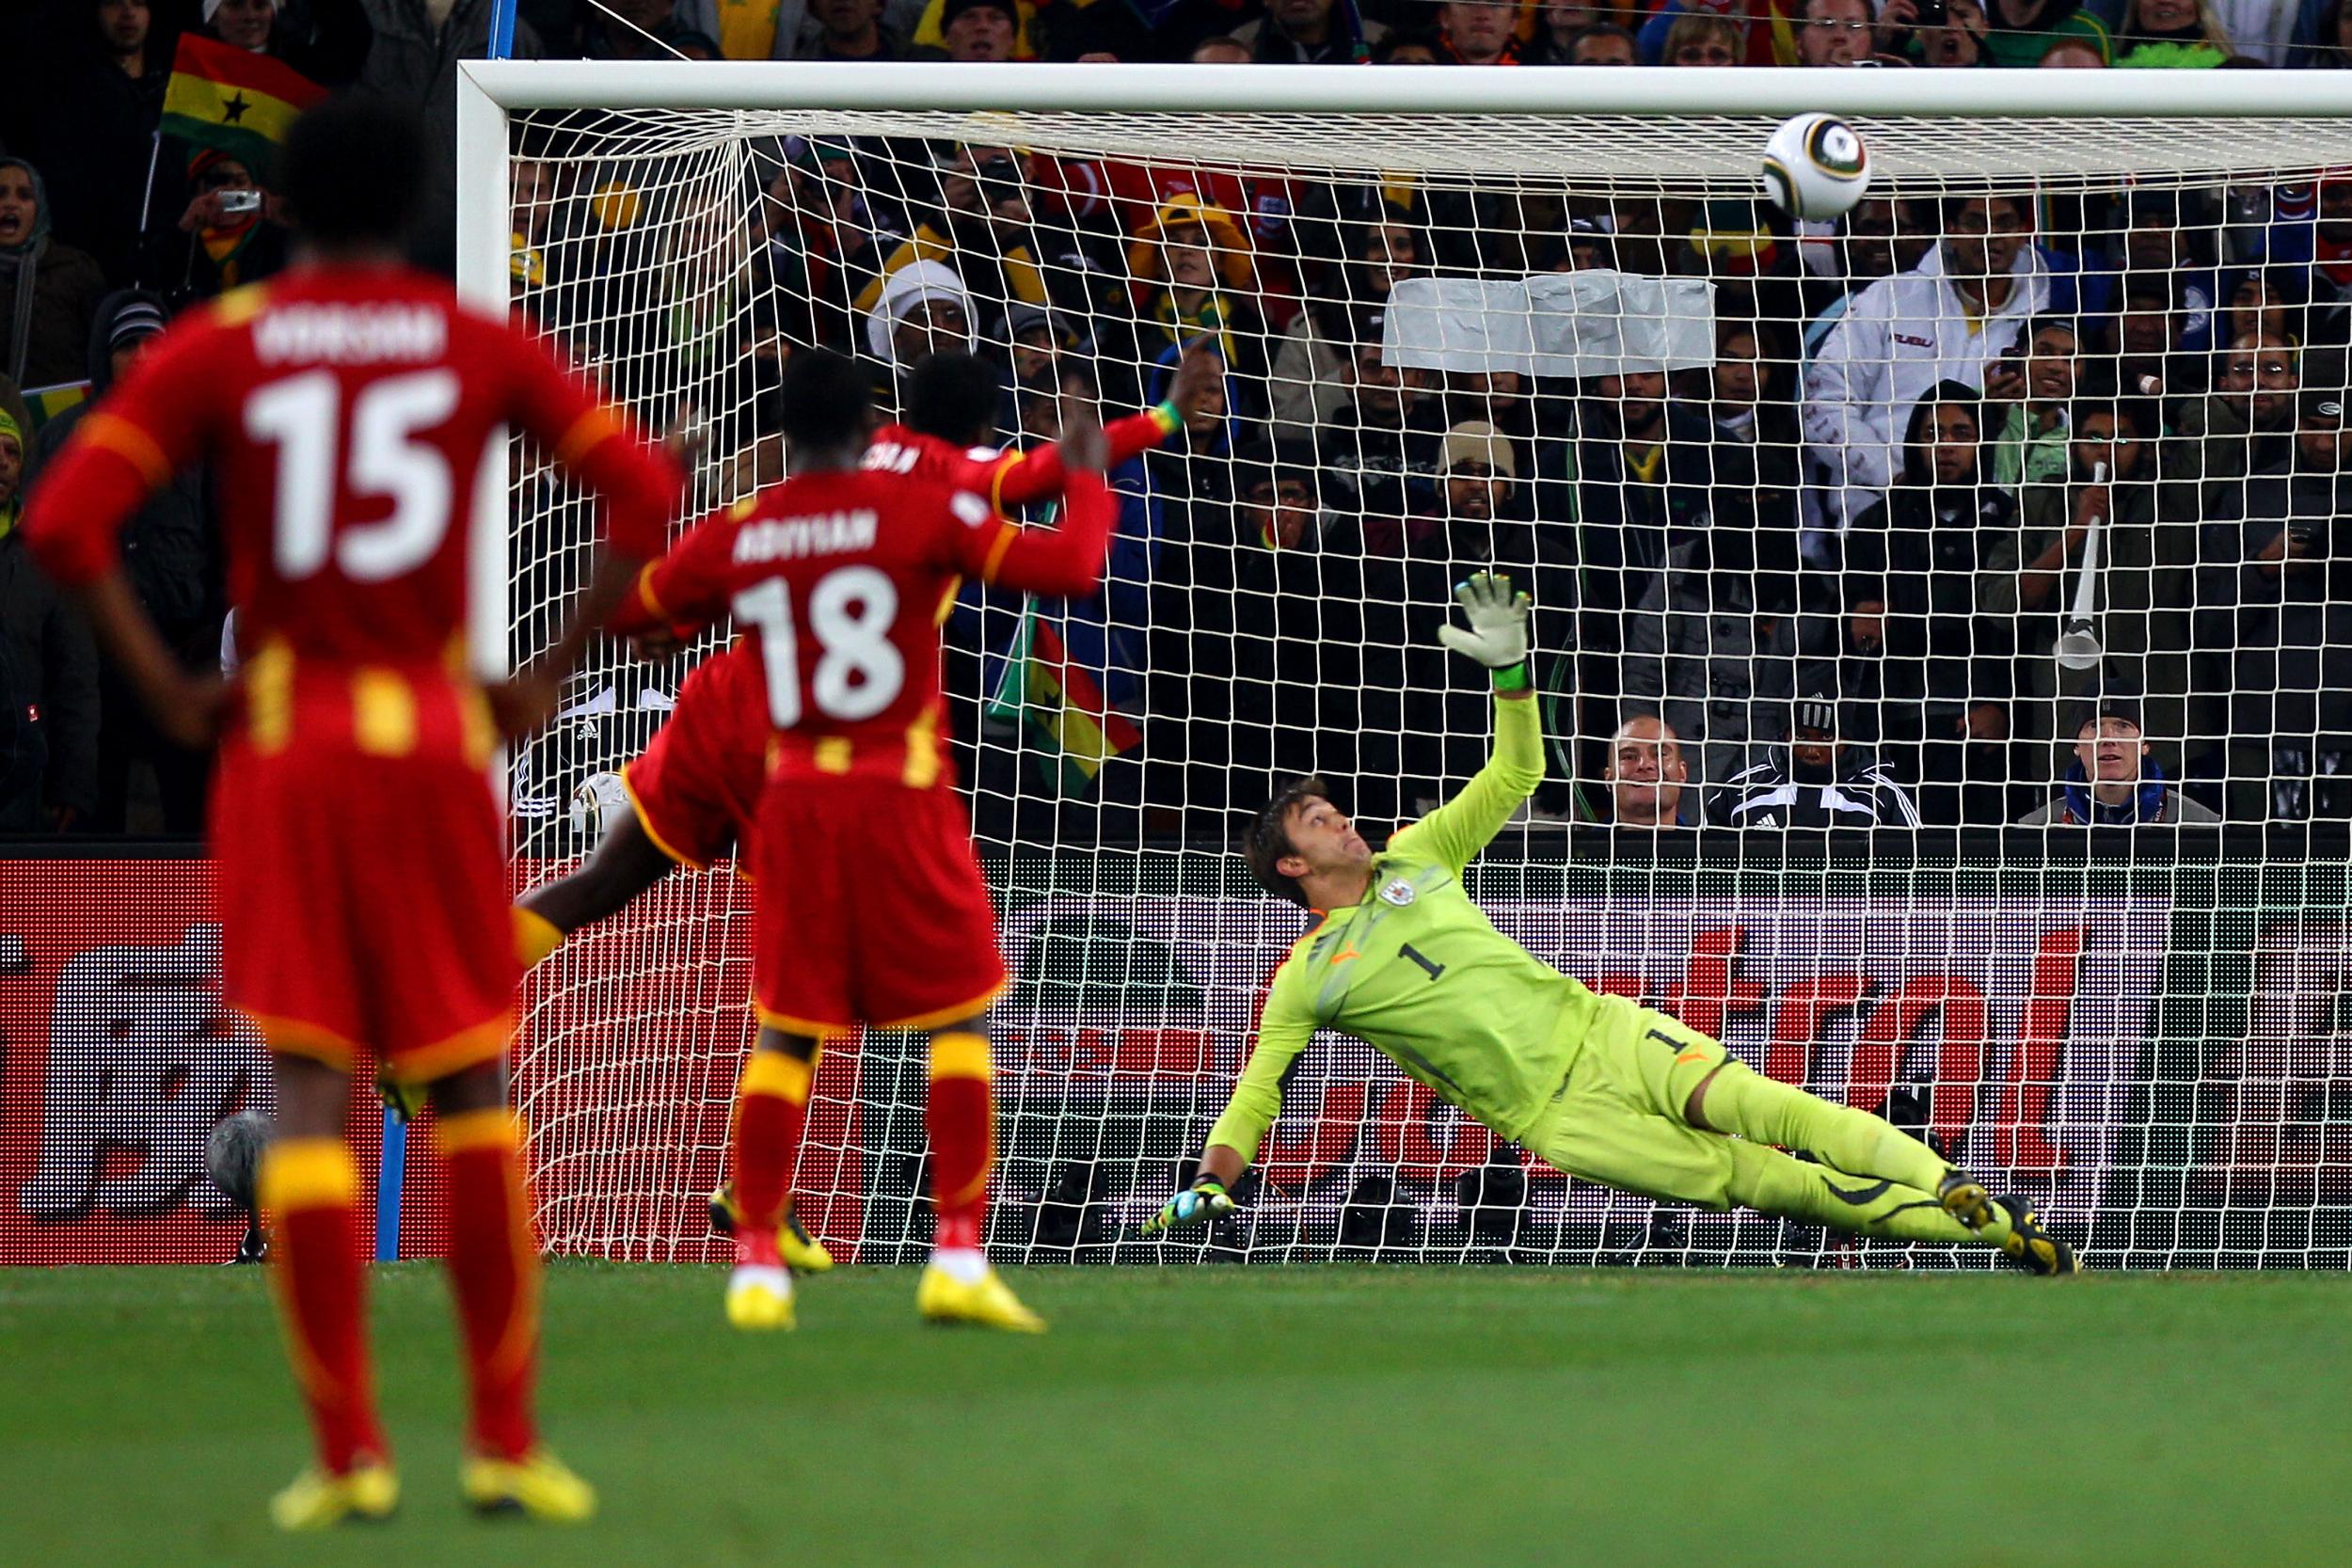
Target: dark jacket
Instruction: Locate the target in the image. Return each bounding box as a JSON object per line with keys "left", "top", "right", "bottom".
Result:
{"left": 1840, "top": 384, "right": 2015, "bottom": 709}
{"left": 26, "top": 38, "right": 165, "bottom": 285}
{"left": 1713, "top": 745, "right": 1924, "bottom": 830}
{"left": 0, "top": 528, "right": 99, "bottom": 825}
{"left": 28, "top": 291, "right": 218, "bottom": 661}
{"left": 0, "top": 157, "right": 108, "bottom": 389}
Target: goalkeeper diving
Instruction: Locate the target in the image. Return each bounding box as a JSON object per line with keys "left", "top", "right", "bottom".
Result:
{"left": 1150, "top": 573, "right": 2079, "bottom": 1275}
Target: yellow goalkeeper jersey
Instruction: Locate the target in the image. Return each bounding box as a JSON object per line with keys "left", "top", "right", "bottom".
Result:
{"left": 1205, "top": 697, "right": 1602, "bottom": 1164}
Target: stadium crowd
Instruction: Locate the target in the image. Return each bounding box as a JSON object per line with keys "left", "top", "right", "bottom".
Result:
{"left": 6, "top": 0, "right": 2352, "bottom": 836}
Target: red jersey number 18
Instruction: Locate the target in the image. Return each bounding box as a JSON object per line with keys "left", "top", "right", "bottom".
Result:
{"left": 731, "top": 565, "right": 905, "bottom": 729}
{"left": 243, "top": 367, "right": 462, "bottom": 582}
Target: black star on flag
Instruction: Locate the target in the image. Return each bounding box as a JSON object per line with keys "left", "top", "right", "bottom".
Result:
{"left": 221, "top": 92, "right": 249, "bottom": 123}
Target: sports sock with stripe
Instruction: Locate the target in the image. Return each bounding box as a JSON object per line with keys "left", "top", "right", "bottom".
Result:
{"left": 733, "top": 1047, "right": 813, "bottom": 1236}
{"left": 1696, "top": 1058, "right": 1952, "bottom": 1194}
{"left": 438, "top": 1109, "right": 540, "bottom": 1461}
{"left": 258, "top": 1137, "right": 387, "bottom": 1474}
{"left": 1724, "top": 1140, "right": 2015, "bottom": 1247}
{"left": 927, "top": 1030, "right": 994, "bottom": 1254}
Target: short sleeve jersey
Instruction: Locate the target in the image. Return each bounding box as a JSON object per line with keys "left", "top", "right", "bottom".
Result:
{"left": 43, "top": 266, "right": 661, "bottom": 673}
{"left": 630, "top": 467, "right": 1011, "bottom": 787}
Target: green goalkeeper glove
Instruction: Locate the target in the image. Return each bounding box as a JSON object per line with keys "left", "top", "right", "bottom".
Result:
{"left": 1141, "top": 1178, "right": 1236, "bottom": 1235}
{"left": 1436, "top": 572, "right": 1533, "bottom": 689}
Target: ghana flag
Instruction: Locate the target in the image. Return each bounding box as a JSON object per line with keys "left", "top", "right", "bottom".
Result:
{"left": 986, "top": 601, "right": 1143, "bottom": 795}
{"left": 159, "top": 35, "right": 326, "bottom": 174}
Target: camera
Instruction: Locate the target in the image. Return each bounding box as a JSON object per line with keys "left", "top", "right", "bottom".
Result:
{"left": 216, "top": 189, "right": 262, "bottom": 215}
{"left": 1913, "top": 0, "right": 1947, "bottom": 24}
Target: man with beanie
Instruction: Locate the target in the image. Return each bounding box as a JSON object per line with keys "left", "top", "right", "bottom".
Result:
{"left": 28, "top": 290, "right": 217, "bottom": 832}
{"left": 1715, "top": 687, "right": 1924, "bottom": 829}
{"left": 2017, "top": 698, "right": 2220, "bottom": 827}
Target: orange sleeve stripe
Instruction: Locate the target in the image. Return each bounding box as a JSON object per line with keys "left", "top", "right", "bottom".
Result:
{"left": 80, "top": 411, "right": 173, "bottom": 489}
{"left": 634, "top": 560, "right": 671, "bottom": 624}
{"left": 980, "top": 522, "right": 1021, "bottom": 582}
{"left": 989, "top": 451, "right": 1027, "bottom": 515}
{"left": 551, "top": 405, "right": 623, "bottom": 469}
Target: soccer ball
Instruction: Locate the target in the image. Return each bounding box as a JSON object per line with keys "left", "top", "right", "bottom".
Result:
{"left": 1761, "top": 113, "right": 1871, "bottom": 222}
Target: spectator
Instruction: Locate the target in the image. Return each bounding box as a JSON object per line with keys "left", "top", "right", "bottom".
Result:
{"left": 26, "top": 290, "right": 218, "bottom": 833}
{"left": 1118, "top": 195, "right": 1263, "bottom": 407}
{"left": 1714, "top": 689, "right": 1924, "bottom": 829}
{"left": 1190, "top": 34, "right": 1255, "bottom": 62}
{"left": 2102, "top": 190, "right": 2217, "bottom": 356}
{"left": 2104, "top": 272, "right": 2198, "bottom": 408}
{"left": 1798, "top": 197, "right": 1928, "bottom": 360}
{"left": 1317, "top": 333, "right": 1444, "bottom": 524}
{"left": 1232, "top": 0, "right": 1386, "bottom": 61}
{"left": 2018, "top": 701, "right": 2221, "bottom": 824}
{"left": 1438, "top": 0, "right": 1526, "bottom": 62}
{"left": 205, "top": 0, "right": 281, "bottom": 52}
{"left": 1839, "top": 383, "right": 2015, "bottom": 824}
{"left": 1375, "top": 26, "right": 1445, "bottom": 60}
{"left": 2226, "top": 386, "right": 2352, "bottom": 819}
{"left": 1805, "top": 192, "right": 2052, "bottom": 531}
{"left": 0, "top": 158, "right": 107, "bottom": 391}
{"left": 588, "top": 0, "right": 695, "bottom": 55}
{"left": 1913, "top": 0, "right": 1992, "bottom": 63}
{"left": 1558, "top": 22, "right": 1642, "bottom": 61}
{"left": 30, "top": 0, "right": 166, "bottom": 286}
{"left": 862, "top": 258, "right": 978, "bottom": 396}
{"left": 1796, "top": 0, "right": 1876, "bottom": 64}
{"left": 1986, "top": 316, "right": 2085, "bottom": 491}
{"left": 2115, "top": 0, "right": 2234, "bottom": 63}
{"left": 1603, "top": 715, "right": 1694, "bottom": 829}
{"left": 1661, "top": 11, "right": 1745, "bottom": 61}
{"left": 2040, "top": 34, "right": 2111, "bottom": 60}
{"left": 1640, "top": 0, "right": 1801, "bottom": 65}
{"left": 2219, "top": 265, "right": 2308, "bottom": 351}
{"left": 930, "top": 0, "right": 1021, "bottom": 59}
{"left": 144, "top": 150, "right": 293, "bottom": 305}
{"left": 1985, "top": 0, "right": 2114, "bottom": 64}
{"left": 792, "top": 0, "right": 909, "bottom": 57}
{"left": 1992, "top": 398, "right": 2194, "bottom": 777}
{"left": 0, "top": 406, "right": 99, "bottom": 834}
{"left": 2164, "top": 328, "right": 2299, "bottom": 521}
{"left": 856, "top": 144, "right": 1053, "bottom": 341}
{"left": 1272, "top": 215, "right": 1423, "bottom": 442}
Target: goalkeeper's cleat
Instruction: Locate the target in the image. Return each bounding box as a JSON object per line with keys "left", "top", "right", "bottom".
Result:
{"left": 725, "top": 1228, "right": 796, "bottom": 1331}
{"left": 917, "top": 1263, "right": 1046, "bottom": 1334}
{"left": 268, "top": 1460, "right": 399, "bottom": 1530}
{"left": 1994, "top": 1195, "right": 2083, "bottom": 1276}
{"left": 708, "top": 1182, "right": 834, "bottom": 1273}
{"left": 1935, "top": 1169, "right": 1997, "bottom": 1234}
{"left": 461, "top": 1449, "right": 597, "bottom": 1522}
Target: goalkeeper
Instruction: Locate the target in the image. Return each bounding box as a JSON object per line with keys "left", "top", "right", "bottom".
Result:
{"left": 1150, "top": 574, "right": 2078, "bottom": 1275}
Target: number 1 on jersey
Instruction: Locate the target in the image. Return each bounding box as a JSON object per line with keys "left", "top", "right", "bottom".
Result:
{"left": 731, "top": 565, "right": 906, "bottom": 730}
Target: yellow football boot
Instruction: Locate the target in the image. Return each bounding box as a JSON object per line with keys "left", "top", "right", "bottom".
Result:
{"left": 725, "top": 1228, "right": 796, "bottom": 1330}
{"left": 268, "top": 1460, "right": 399, "bottom": 1530}
{"left": 917, "top": 1263, "right": 1046, "bottom": 1333}
{"left": 461, "top": 1449, "right": 597, "bottom": 1522}
{"left": 707, "top": 1182, "right": 835, "bottom": 1273}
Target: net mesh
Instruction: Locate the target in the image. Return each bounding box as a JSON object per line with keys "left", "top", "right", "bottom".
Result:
{"left": 501, "top": 94, "right": 2352, "bottom": 1269}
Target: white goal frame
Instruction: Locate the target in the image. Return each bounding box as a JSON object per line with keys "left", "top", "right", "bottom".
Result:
{"left": 452, "top": 60, "right": 2352, "bottom": 676}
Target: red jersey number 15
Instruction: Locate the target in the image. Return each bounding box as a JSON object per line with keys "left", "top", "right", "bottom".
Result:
{"left": 731, "top": 565, "right": 906, "bottom": 729}
{"left": 245, "top": 368, "right": 462, "bottom": 581}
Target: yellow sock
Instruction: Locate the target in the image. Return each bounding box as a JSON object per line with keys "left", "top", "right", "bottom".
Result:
{"left": 513, "top": 907, "right": 565, "bottom": 969}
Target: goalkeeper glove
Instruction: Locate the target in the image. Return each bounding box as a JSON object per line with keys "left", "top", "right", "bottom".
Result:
{"left": 1436, "top": 571, "right": 1534, "bottom": 689}
{"left": 1141, "top": 1178, "right": 1236, "bottom": 1235}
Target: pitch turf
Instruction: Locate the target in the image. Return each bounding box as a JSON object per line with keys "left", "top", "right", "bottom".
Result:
{"left": 4, "top": 1265, "right": 2346, "bottom": 1568}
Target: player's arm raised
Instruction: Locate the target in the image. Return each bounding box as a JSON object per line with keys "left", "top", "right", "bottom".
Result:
{"left": 954, "top": 411, "right": 1118, "bottom": 598}
{"left": 992, "top": 347, "right": 1222, "bottom": 509}
{"left": 1386, "top": 572, "right": 1544, "bottom": 875}
{"left": 23, "top": 322, "right": 226, "bottom": 747}
{"left": 1144, "top": 978, "right": 1317, "bottom": 1235}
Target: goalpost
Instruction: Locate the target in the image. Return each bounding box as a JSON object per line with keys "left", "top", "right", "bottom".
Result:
{"left": 458, "top": 61, "right": 2352, "bottom": 1271}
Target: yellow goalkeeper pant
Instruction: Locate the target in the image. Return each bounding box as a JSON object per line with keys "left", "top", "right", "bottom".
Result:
{"left": 1518, "top": 1003, "right": 2000, "bottom": 1248}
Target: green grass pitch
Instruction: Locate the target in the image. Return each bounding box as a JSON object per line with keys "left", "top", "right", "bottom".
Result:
{"left": 4, "top": 1264, "right": 2347, "bottom": 1568}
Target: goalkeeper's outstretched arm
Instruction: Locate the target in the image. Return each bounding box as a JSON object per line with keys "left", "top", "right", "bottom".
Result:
{"left": 1386, "top": 574, "right": 1545, "bottom": 874}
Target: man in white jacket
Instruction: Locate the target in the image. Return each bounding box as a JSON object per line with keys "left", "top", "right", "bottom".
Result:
{"left": 1804, "top": 193, "right": 2053, "bottom": 531}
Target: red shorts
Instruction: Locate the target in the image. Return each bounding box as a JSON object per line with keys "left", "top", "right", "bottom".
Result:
{"left": 212, "top": 736, "right": 518, "bottom": 1084}
{"left": 622, "top": 648, "right": 766, "bottom": 868}
{"left": 751, "top": 777, "right": 1006, "bottom": 1036}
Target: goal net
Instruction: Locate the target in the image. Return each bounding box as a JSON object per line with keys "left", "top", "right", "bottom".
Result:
{"left": 475, "top": 64, "right": 2352, "bottom": 1270}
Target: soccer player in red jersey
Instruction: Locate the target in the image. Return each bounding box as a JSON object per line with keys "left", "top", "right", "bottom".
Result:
{"left": 22, "top": 100, "right": 685, "bottom": 1528}
{"left": 605, "top": 349, "right": 1117, "bottom": 1334}
{"left": 513, "top": 348, "right": 1219, "bottom": 1266}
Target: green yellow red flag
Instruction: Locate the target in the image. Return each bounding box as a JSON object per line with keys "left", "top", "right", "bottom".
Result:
{"left": 159, "top": 34, "right": 326, "bottom": 175}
